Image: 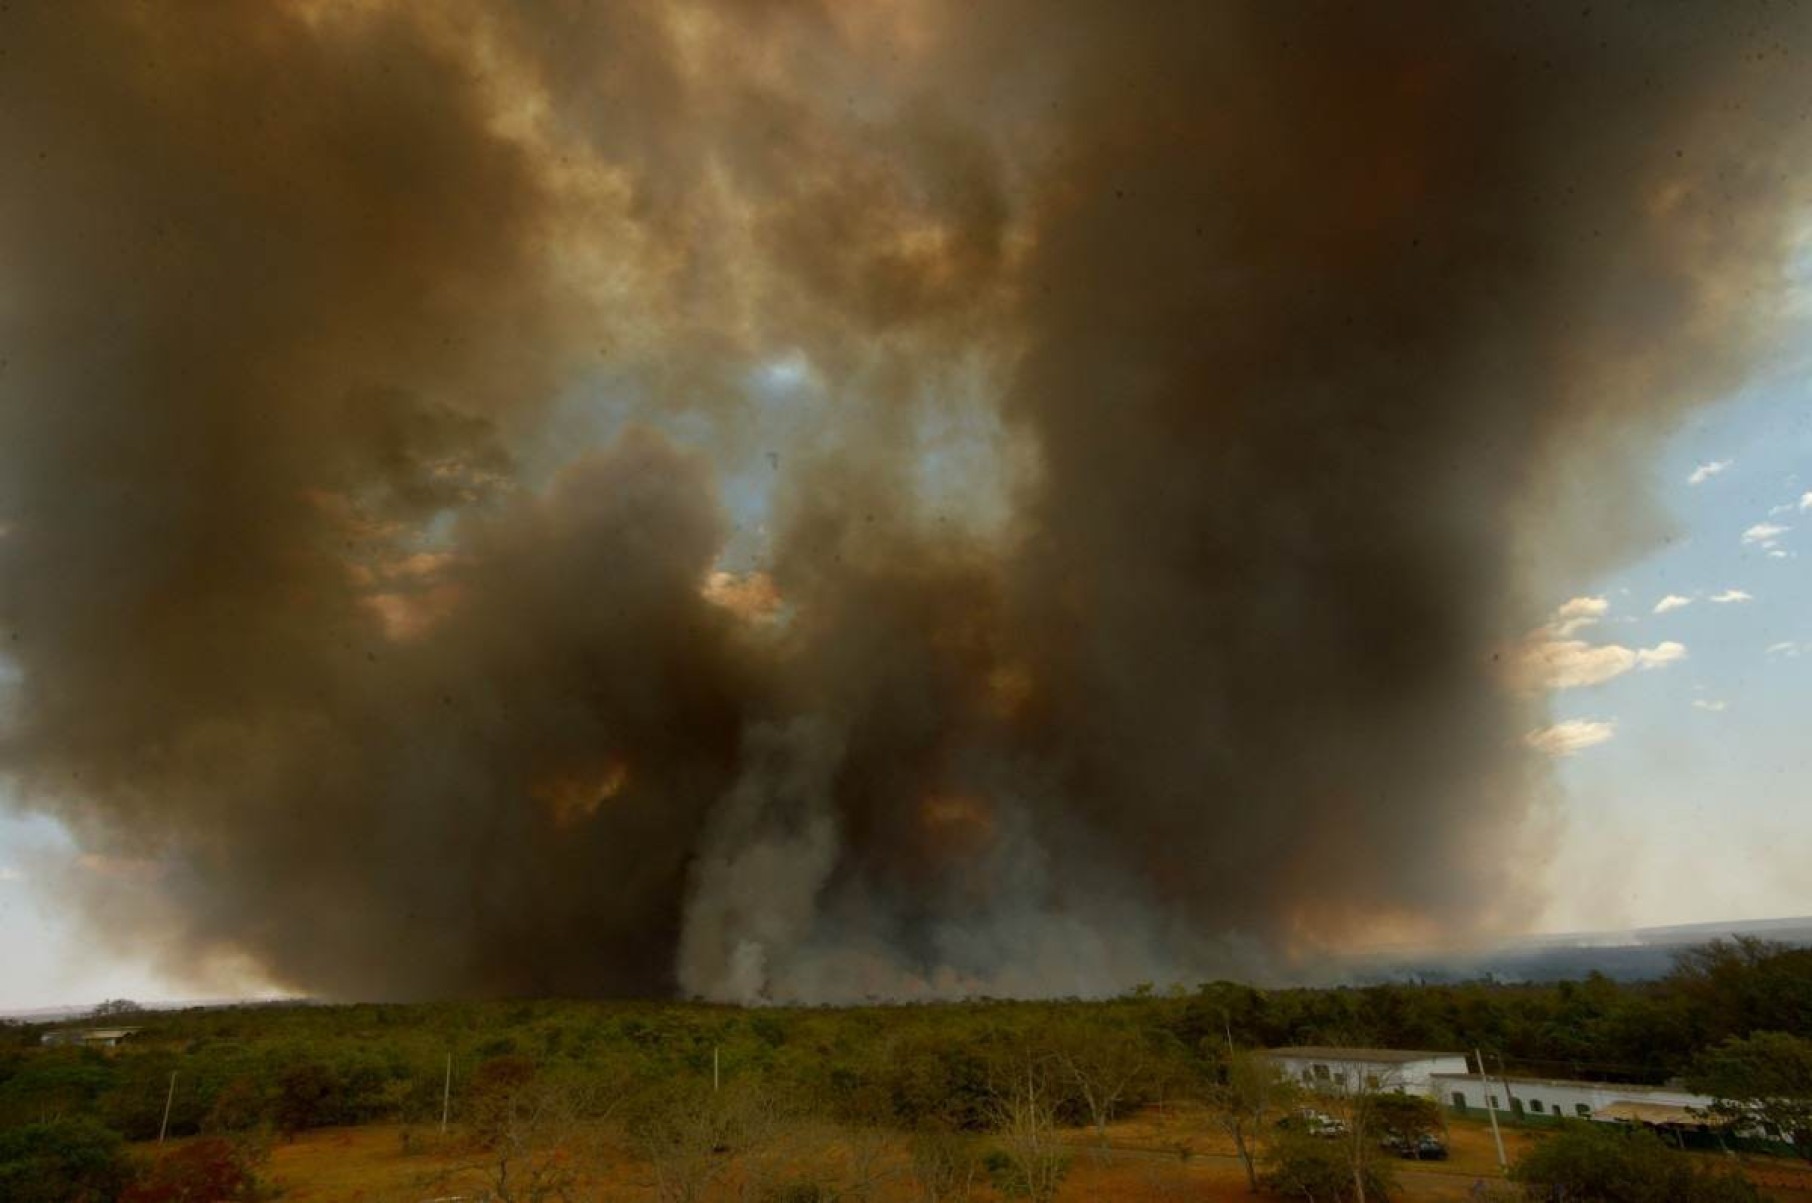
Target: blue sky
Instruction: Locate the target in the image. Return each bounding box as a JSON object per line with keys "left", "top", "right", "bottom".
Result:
{"left": 1534, "top": 345, "right": 1812, "bottom": 933}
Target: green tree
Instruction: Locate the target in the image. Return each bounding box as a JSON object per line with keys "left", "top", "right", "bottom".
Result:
{"left": 0, "top": 1117, "right": 133, "bottom": 1203}
{"left": 1667, "top": 939, "right": 1812, "bottom": 1045}
{"left": 1370, "top": 1093, "right": 1442, "bottom": 1146}
{"left": 1687, "top": 1031, "right": 1812, "bottom": 1160}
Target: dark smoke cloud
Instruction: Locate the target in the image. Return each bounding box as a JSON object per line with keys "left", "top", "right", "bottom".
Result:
{"left": 1, "top": 1, "right": 1809, "bottom": 1001}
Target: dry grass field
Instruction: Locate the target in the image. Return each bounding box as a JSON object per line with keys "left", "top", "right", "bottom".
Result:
{"left": 197, "top": 1106, "right": 1812, "bottom": 1202}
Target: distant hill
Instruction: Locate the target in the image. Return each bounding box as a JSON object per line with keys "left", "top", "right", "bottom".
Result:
{"left": 1350, "top": 915, "right": 1812, "bottom": 984}
{"left": 0, "top": 995, "right": 303, "bottom": 1023}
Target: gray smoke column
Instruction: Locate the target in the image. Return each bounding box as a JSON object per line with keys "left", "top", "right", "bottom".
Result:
{"left": 0, "top": 1, "right": 1808, "bottom": 1001}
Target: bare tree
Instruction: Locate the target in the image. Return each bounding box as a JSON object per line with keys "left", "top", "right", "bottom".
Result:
{"left": 1301, "top": 1056, "right": 1405, "bottom": 1203}
{"left": 1054, "top": 1020, "right": 1152, "bottom": 1148}
{"left": 629, "top": 1078, "right": 783, "bottom": 1203}
{"left": 838, "top": 1124, "right": 898, "bottom": 1202}
{"left": 1203, "top": 1048, "right": 1296, "bottom": 1193}
{"left": 987, "top": 1058, "right": 1070, "bottom": 1203}
{"left": 444, "top": 1056, "right": 602, "bottom": 1203}
{"left": 907, "top": 1129, "right": 980, "bottom": 1203}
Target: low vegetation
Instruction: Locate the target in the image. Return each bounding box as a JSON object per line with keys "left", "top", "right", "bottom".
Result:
{"left": 0, "top": 938, "right": 1806, "bottom": 1199}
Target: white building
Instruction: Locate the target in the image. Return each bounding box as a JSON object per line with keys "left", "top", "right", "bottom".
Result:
{"left": 39, "top": 1026, "right": 141, "bottom": 1049}
{"left": 1431, "top": 1072, "right": 1715, "bottom": 1127}
{"left": 1266, "top": 1047, "right": 1471, "bottom": 1096}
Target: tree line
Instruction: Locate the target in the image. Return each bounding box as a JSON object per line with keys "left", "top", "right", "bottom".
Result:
{"left": 0, "top": 938, "right": 1806, "bottom": 1200}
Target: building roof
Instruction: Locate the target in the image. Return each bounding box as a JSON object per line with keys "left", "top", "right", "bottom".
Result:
{"left": 1595, "top": 1101, "right": 1706, "bottom": 1125}
{"left": 1429, "top": 1072, "right": 1702, "bottom": 1098}
{"left": 1266, "top": 1047, "right": 1467, "bottom": 1065}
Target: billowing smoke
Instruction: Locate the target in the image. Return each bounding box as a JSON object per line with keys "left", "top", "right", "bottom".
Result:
{"left": 2, "top": 1, "right": 1809, "bottom": 1002}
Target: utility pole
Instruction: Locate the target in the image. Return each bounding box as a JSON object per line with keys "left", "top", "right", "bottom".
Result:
{"left": 1494, "top": 1051, "right": 1522, "bottom": 1127}
{"left": 1475, "top": 1048, "right": 1506, "bottom": 1172}
{"left": 440, "top": 1053, "right": 452, "bottom": 1137}
{"left": 158, "top": 1071, "right": 177, "bottom": 1145}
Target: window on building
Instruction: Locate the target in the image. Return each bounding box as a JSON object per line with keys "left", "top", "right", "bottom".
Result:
{"left": 1452, "top": 1092, "right": 1467, "bottom": 1109}
{"left": 1313, "top": 1064, "right": 1331, "bottom": 1081}
{"left": 1333, "top": 1072, "right": 1348, "bottom": 1088}
{"left": 1529, "top": 1099, "right": 1544, "bottom": 1113}
{"left": 1364, "top": 1073, "right": 1380, "bottom": 1090}
{"left": 1511, "top": 1098, "right": 1524, "bottom": 1115}
{"left": 1575, "top": 1105, "right": 1591, "bottom": 1118}
{"left": 1489, "top": 1095, "right": 1499, "bottom": 1108}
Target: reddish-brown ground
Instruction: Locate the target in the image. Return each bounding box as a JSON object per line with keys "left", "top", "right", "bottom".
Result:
{"left": 172, "top": 1108, "right": 1812, "bottom": 1201}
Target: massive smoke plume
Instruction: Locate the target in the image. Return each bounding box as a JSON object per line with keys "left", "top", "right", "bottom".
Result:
{"left": 2, "top": 1, "right": 1810, "bottom": 1001}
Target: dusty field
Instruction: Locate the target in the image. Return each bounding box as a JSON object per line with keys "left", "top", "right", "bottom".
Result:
{"left": 200, "top": 1110, "right": 1812, "bottom": 1201}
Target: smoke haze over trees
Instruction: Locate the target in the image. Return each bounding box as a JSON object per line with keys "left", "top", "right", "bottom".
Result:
{"left": 3, "top": 2, "right": 1812, "bottom": 1002}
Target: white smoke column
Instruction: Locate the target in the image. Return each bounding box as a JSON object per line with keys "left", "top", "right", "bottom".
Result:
{"left": 676, "top": 717, "right": 846, "bottom": 1002}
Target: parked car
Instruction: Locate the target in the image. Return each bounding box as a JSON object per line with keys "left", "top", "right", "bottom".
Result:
{"left": 1381, "top": 1132, "right": 1448, "bottom": 1160}
{"left": 1278, "top": 1108, "right": 1348, "bottom": 1138}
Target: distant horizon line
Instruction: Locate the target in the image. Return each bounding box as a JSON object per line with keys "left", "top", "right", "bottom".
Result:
{"left": 8, "top": 913, "right": 1809, "bottom": 1020}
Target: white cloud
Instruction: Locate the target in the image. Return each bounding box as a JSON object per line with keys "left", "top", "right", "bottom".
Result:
{"left": 1692, "top": 699, "right": 1728, "bottom": 713}
{"left": 1768, "top": 641, "right": 1811, "bottom": 658}
{"left": 1516, "top": 641, "right": 1637, "bottom": 689}
{"left": 1635, "top": 641, "right": 1687, "bottom": 669}
{"left": 1513, "top": 638, "right": 1686, "bottom": 690}
{"left": 1525, "top": 719, "right": 1617, "bottom": 757}
{"left": 1555, "top": 596, "right": 1609, "bottom": 621}
{"left": 0, "top": 866, "right": 22, "bottom": 883}
{"left": 1800, "top": 491, "right": 1812, "bottom": 511}
{"left": 1769, "top": 549, "right": 1792, "bottom": 560}
{"left": 1688, "top": 459, "right": 1732, "bottom": 485}
{"left": 1551, "top": 595, "right": 1609, "bottom": 636}
{"left": 1510, "top": 600, "right": 1689, "bottom": 690}
{"left": 1709, "top": 589, "right": 1753, "bottom": 604}
{"left": 1652, "top": 594, "right": 1693, "bottom": 614}
{"left": 1743, "top": 522, "right": 1789, "bottom": 548}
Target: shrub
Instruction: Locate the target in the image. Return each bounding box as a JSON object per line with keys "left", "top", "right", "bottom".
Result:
{"left": 204, "top": 1075, "right": 270, "bottom": 1135}
{"left": 272, "top": 1061, "right": 336, "bottom": 1136}
{"left": 121, "top": 1137, "right": 265, "bottom": 1203}
{"left": 763, "top": 1184, "right": 833, "bottom": 1203}
{"left": 1262, "top": 1130, "right": 1393, "bottom": 1202}
{"left": 982, "top": 1145, "right": 1069, "bottom": 1201}
{"left": 1511, "top": 1121, "right": 1760, "bottom": 1202}
{"left": 909, "top": 1129, "right": 980, "bottom": 1200}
